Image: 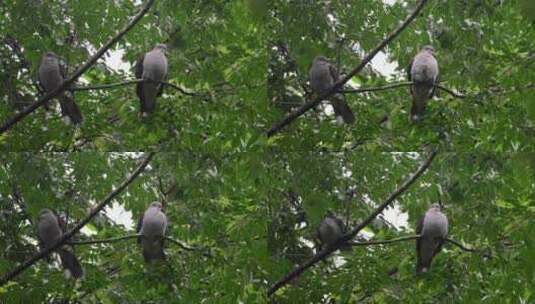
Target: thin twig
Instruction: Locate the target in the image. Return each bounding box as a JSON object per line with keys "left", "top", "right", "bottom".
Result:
{"left": 349, "top": 235, "right": 421, "bottom": 247}
{"left": 446, "top": 238, "right": 477, "bottom": 253}
{"left": 67, "top": 234, "right": 139, "bottom": 245}
{"left": 164, "top": 236, "right": 212, "bottom": 257}
{"left": 341, "top": 81, "right": 466, "bottom": 99}
{"left": 268, "top": 150, "right": 436, "bottom": 296}
{"left": 0, "top": 0, "right": 156, "bottom": 134}
{"left": 0, "top": 153, "right": 154, "bottom": 286}
{"left": 73, "top": 79, "right": 142, "bottom": 91}
{"left": 67, "top": 234, "right": 209, "bottom": 257}
{"left": 266, "top": 0, "right": 430, "bottom": 137}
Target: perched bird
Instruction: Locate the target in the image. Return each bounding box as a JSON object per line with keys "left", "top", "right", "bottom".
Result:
{"left": 37, "top": 209, "right": 84, "bottom": 278}
{"left": 316, "top": 214, "right": 350, "bottom": 250}
{"left": 407, "top": 45, "right": 439, "bottom": 122}
{"left": 38, "top": 52, "right": 83, "bottom": 125}
{"left": 416, "top": 203, "right": 448, "bottom": 274}
{"left": 135, "top": 44, "right": 168, "bottom": 116}
{"left": 309, "top": 56, "right": 355, "bottom": 124}
{"left": 137, "top": 202, "right": 167, "bottom": 262}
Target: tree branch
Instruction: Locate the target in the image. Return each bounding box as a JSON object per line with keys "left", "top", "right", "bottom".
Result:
{"left": 67, "top": 234, "right": 139, "bottom": 245}
{"left": 0, "top": 153, "right": 154, "bottom": 286}
{"left": 73, "top": 79, "right": 143, "bottom": 91}
{"left": 341, "top": 81, "right": 466, "bottom": 99}
{"left": 266, "top": 0, "right": 430, "bottom": 137}
{"left": 268, "top": 150, "right": 436, "bottom": 296}
{"left": 73, "top": 79, "right": 198, "bottom": 97}
{"left": 0, "top": 0, "right": 156, "bottom": 134}
{"left": 349, "top": 235, "right": 421, "bottom": 247}
{"left": 67, "top": 234, "right": 210, "bottom": 257}
{"left": 446, "top": 238, "right": 478, "bottom": 253}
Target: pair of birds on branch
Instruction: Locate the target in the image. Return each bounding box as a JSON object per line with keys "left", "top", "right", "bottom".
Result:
{"left": 309, "top": 45, "right": 439, "bottom": 123}
{"left": 37, "top": 44, "right": 169, "bottom": 125}
{"left": 317, "top": 203, "right": 448, "bottom": 274}
{"left": 37, "top": 202, "right": 168, "bottom": 279}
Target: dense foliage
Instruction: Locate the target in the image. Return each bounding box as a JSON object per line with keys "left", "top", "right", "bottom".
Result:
{"left": 1, "top": 0, "right": 534, "bottom": 303}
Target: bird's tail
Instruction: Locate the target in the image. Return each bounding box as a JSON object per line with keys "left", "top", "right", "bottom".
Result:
{"left": 142, "top": 238, "right": 166, "bottom": 263}
{"left": 60, "top": 94, "right": 83, "bottom": 125}
{"left": 58, "top": 248, "right": 84, "bottom": 279}
{"left": 415, "top": 258, "right": 430, "bottom": 274}
{"left": 331, "top": 94, "right": 355, "bottom": 124}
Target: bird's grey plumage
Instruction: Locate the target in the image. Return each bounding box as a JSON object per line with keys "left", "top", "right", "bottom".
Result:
{"left": 309, "top": 56, "right": 355, "bottom": 124}
{"left": 135, "top": 44, "right": 168, "bottom": 116}
{"left": 37, "top": 209, "right": 84, "bottom": 278}
{"left": 317, "top": 214, "right": 350, "bottom": 250}
{"left": 407, "top": 46, "right": 439, "bottom": 122}
{"left": 137, "top": 202, "right": 167, "bottom": 262}
{"left": 38, "top": 52, "right": 83, "bottom": 125}
{"left": 416, "top": 203, "right": 448, "bottom": 273}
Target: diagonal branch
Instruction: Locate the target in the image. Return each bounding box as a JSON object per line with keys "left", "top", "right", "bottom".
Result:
{"left": 268, "top": 150, "right": 436, "bottom": 296}
{"left": 446, "top": 238, "right": 478, "bottom": 253}
{"left": 0, "top": 0, "right": 156, "bottom": 134}
{"left": 266, "top": 0, "right": 430, "bottom": 137}
{"left": 0, "top": 153, "right": 154, "bottom": 286}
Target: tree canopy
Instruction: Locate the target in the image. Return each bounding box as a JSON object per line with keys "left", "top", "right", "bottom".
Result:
{"left": 1, "top": 0, "right": 535, "bottom": 303}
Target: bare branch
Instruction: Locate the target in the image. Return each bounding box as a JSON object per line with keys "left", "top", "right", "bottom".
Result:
{"left": 341, "top": 81, "right": 466, "bottom": 99}
{"left": 73, "top": 79, "right": 143, "bottom": 91}
{"left": 349, "top": 235, "right": 421, "bottom": 247}
{"left": 266, "top": 0, "right": 431, "bottom": 137}
{"left": 73, "top": 79, "right": 199, "bottom": 97}
{"left": 0, "top": 0, "right": 156, "bottom": 134}
{"left": 268, "top": 150, "right": 436, "bottom": 296}
{"left": 446, "top": 238, "right": 478, "bottom": 253}
{"left": 0, "top": 153, "right": 154, "bottom": 286}
{"left": 67, "top": 234, "right": 139, "bottom": 245}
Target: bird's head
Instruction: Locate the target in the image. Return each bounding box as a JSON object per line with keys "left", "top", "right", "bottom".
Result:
{"left": 421, "top": 45, "right": 435, "bottom": 55}
{"left": 430, "top": 203, "right": 441, "bottom": 210}
{"left": 154, "top": 44, "right": 168, "bottom": 53}
{"left": 150, "top": 201, "right": 163, "bottom": 210}
{"left": 38, "top": 208, "right": 54, "bottom": 219}
{"left": 314, "top": 56, "right": 330, "bottom": 64}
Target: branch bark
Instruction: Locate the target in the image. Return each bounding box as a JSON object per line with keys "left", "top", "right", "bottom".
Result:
{"left": 268, "top": 150, "right": 436, "bottom": 296}
{"left": 0, "top": 153, "right": 154, "bottom": 286}
{"left": 0, "top": 0, "right": 156, "bottom": 134}
{"left": 266, "top": 0, "right": 430, "bottom": 137}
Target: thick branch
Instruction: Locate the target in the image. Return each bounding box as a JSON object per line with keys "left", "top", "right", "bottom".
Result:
{"left": 349, "top": 235, "right": 420, "bottom": 247}
{"left": 266, "top": 0, "right": 430, "bottom": 137}
{"left": 0, "top": 153, "right": 154, "bottom": 286}
{"left": 268, "top": 150, "right": 436, "bottom": 296}
{"left": 0, "top": 0, "right": 156, "bottom": 134}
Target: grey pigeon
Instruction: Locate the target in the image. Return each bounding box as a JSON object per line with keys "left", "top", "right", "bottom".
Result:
{"left": 407, "top": 45, "right": 439, "bottom": 122}
{"left": 37, "top": 209, "right": 84, "bottom": 278}
{"left": 309, "top": 56, "right": 355, "bottom": 124}
{"left": 137, "top": 202, "right": 167, "bottom": 262}
{"left": 416, "top": 203, "right": 448, "bottom": 274}
{"left": 135, "top": 44, "right": 168, "bottom": 116}
{"left": 38, "top": 52, "right": 83, "bottom": 125}
{"left": 316, "top": 214, "right": 350, "bottom": 250}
